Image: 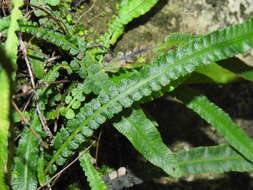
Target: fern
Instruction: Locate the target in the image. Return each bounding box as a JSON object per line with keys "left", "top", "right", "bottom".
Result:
{"left": 79, "top": 152, "right": 108, "bottom": 190}
{"left": 173, "top": 87, "right": 253, "bottom": 164}
{"left": 11, "top": 112, "right": 42, "bottom": 190}
{"left": 193, "top": 62, "right": 253, "bottom": 84}
{"left": 191, "top": 63, "right": 239, "bottom": 84}
{"left": 177, "top": 144, "right": 253, "bottom": 175}
{"left": 4, "top": 1, "right": 253, "bottom": 188}
{"left": 27, "top": 49, "right": 46, "bottom": 79}
{"left": 44, "top": 62, "right": 72, "bottom": 83}
{"left": 161, "top": 32, "right": 253, "bottom": 84}
{"left": 50, "top": 67, "right": 185, "bottom": 172}
{"left": 45, "top": 17, "right": 253, "bottom": 176}
{"left": 18, "top": 21, "right": 85, "bottom": 55}
{"left": 113, "top": 108, "right": 253, "bottom": 176}
{"left": 36, "top": 62, "right": 72, "bottom": 97}
{"left": 113, "top": 108, "right": 183, "bottom": 177}
{"left": 156, "top": 32, "right": 202, "bottom": 53}
{"left": 101, "top": 0, "right": 159, "bottom": 47}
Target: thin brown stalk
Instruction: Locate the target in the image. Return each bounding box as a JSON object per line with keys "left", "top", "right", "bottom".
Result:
{"left": 19, "top": 37, "right": 54, "bottom": 141}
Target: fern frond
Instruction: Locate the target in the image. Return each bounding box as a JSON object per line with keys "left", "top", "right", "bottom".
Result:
{"left": 101, "top": 0, "right": 159, "bottom": 47}
{"left": 173, "top": 87, "right": 253, "bottom": 166}
{"left": 190, "top": 63, "right": 238, "bottom": 84}
{"left": 79, "top": 152, "right": 108, "bottom": 190}
{"left": 113, "top": 108, "right": 183, "bottom": 177}
{"left": 45, "top": 62, "right": 72, "bottom": 82}
{"left": 46, "top": 17, "right": 253, "bottom": 175}
{"left": 161, "top": 32, "right": 253, "bottom": 84}
{"left": 36, "top": 62, "right": 72, "bottom": 97}
{"left": 18, "top": 21, "right": 85, "bottom": 55}
{"left": 11, "top": 112, "right": 41, "bottom": 190}
{"left": 156, "top": 32, "right": 202, "bottom": 52}
{"left": 177, "top": 144, "right": 253, "bottom": 175}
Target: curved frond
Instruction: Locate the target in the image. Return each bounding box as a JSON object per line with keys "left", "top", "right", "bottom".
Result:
{"left": 79, "top": 152, "right": 108, "bottom": 190}
{"left": 11, "top": 112, "right": 41, "bottom": 190}
{"left": 36, "top": 62, "right": 72, "bottom": 97}
{"left": 113, "top": 108, "right": 183, "bottom": 177}
{"left": 177, "top": 144, "right": 253, "bottom": 175}
{"left": 173, "top": 87, "right": 253, "bottom": 164}
{"left": 101, "top": 0, "right": 159, "bottom": 47}
{"left": 18, "top": 21, "right": 86, "bottom": 55}
{"left": 46, "top": 18, "right": 253, "bottom": 175}
{"left": 157, "top": 32, "right": 202, "bottom": 52}
{"left": 162, "top": 32, "right": 253, "bottom": 84}
{"left": 190, "top": 63, "right": 238, "bottom": 84}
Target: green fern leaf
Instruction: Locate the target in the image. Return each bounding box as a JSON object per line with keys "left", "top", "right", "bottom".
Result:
{"left": 18, "top": 21, "right": 85, "bottom": 55}
{"left": 46, "top": 17, "right": 253, "bottom": 175}
{"left": 190, "top": 59, "right": 253, "bottom": 84}
{"left": 46, "top": 0, "right": 60, "bottom": 6}
{"left": 156, "top": 32, "right": 202, "bottom": 53}
{"left": 37, "top": 153, "right": 47, "bottom": 186}
{"left": 216, "top": 59, "right": 253, "bottom": 82}
{"left": 101, "top": 0, "right": 159, "bottom": 47}
{"left": 36, "top": 62, "right": 72, "bottom": 97}
{"left": 45, "top": 62, "right": 72, "bottom": 82}
{"left": 173, "top": 87, "right": 253, "bottom": 164}
{"left": 177, "top": 144, "right": 253, "bottom": 175}
{"left": 114, "top": 108, "right": 183, "bottom": 177}
{"left": 190, "top": 63, "right": 238, "bottom": 84}
{"left": 83, "top": 65, "right": 113, "bottom": 94}
{"left": 27, "top": 48, "right": 47, "bottom": 79}
{"left": 161, "top": 32, "right": 253, "bottom": 84}
{"left": 11, "top": 112, "right": 42, "bottom": 190}
{"left": 79, "top": 152, "right": 108, "bottom": 190}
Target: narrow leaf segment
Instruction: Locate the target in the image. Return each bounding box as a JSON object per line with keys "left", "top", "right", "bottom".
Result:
{"left": 113, "top": 108, "right": 183, "bottom": 177}
{"left": 11, "top": 112, "right": 41, "bottom": 190}
{"left": 18, "top": 21, "right": 85, "bottom": 55}
{"left": 177, "top": 144, "right": 253, "bottom": 175}
{"left": 101, "top": 0, "right": 159, "bottom": 47}
{"left": 173, "top": 87, "right": 253, "bottom": 164}
{"left": 79, "top": 152, "right": 108, "bottom": 190}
